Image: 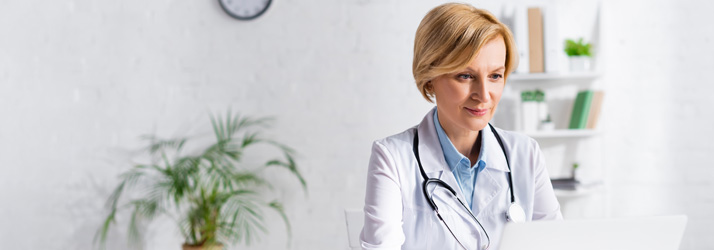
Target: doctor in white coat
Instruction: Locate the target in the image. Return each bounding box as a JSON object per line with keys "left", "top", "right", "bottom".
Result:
{"left": 360, "top": 3, "right": 562, "bottom": 250}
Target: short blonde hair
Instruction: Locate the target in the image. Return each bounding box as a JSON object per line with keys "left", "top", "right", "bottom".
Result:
{"left": 413, "top": 3, "right": 518, "bottom": 103}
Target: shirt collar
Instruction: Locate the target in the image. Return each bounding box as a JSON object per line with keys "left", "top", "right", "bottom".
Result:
{"left": 433, "top": 109, "right": 485, "bottom": 172}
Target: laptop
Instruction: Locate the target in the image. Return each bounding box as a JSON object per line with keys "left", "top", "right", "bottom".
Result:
{"left": 498, "top": 215, "right": 688, "bottom": 250}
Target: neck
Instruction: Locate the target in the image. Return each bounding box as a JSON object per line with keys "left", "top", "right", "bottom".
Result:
{"left": 441, "top": 122, "right": 482, "bottom": 164}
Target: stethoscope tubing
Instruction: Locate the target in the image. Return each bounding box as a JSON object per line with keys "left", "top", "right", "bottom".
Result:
{"left": 413, "top": 123, "right": 520, "bottom": 249}
{"left": 413, "top": 123, "right": 515, "bottom": 208}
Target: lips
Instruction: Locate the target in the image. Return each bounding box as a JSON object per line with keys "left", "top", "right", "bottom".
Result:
{"left": 465, "top": 107, "right": 488, "bottom": 116}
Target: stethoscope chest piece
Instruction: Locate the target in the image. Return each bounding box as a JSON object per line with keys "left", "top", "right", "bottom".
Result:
{"left": 506, "top": 202, "right": 526, "bottom": 223}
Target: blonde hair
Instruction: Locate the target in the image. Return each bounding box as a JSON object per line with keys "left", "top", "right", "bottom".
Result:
{"left": 413, "top": 3, "right": 518, "bottom": 103}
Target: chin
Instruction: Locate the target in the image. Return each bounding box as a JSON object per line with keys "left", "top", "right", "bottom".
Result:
{"left": 464, "top": 117, "right": 490, "bottom": 132}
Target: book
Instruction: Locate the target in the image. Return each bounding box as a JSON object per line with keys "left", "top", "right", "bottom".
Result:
{"left": 568, "top": 90, "right": 594, "bottom": 129}
{"left": 542, "top": 4, "right": 563, "bottom": 73}
{"left": 586, "top": 91, "right": 605, "bottom": 129}
{"left": 511, "top": 6, "right": 530, "bottom": 74}
{"left": 527, "top": 7, "right": 544, "bottom": 73}
{"left": 551, "top": 177, "right": 581, "bottom": 190}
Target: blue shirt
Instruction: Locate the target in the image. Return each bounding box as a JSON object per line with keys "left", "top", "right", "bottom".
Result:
{"left": 433, "top": 110, "right": 486, "bottom": 209}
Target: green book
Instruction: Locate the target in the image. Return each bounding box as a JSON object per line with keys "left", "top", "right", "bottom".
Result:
{"left": 568, "top": 92, "right": 584, "bottom": 129}
{"left": 569, "top": 90, "right": 594, "bottom": 129}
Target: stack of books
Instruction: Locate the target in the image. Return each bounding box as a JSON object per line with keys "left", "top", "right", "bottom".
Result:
{"left": 550, "top": 177, "right": 581, "bottom": 190}
{"left": 569, "top": 90, "right": 605, "bottom": 129}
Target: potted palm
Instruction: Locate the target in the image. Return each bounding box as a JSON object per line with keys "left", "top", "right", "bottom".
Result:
{"left": 96, "top": 111, "right": 306, "bottom": 250}
{"left": 564, "top": 38, "right": 593, "bottom": 72}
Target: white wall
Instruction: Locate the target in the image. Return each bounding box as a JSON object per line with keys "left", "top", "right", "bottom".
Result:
{"left": 0, "top": 0, "right": 712, "bottom": 249}
{"left": 601, "top": 1, "right": 714, "bottom": 249}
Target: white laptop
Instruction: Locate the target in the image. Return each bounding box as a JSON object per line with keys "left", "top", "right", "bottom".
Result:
{"left": 498, "top": 215, "right": 687, "bottom": 250}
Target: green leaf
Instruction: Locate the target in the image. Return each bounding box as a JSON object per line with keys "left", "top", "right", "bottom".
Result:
{"left": 231, "top": 172, "right": 268, "bottom": 190}
{"left": 98, "top": 109, "right": 306, "bottom": 248}
{"left": 564, "top": 37, "right": 592, "bottom": 57}
{"left": 93, "top": 208, "right": 116, "bottom": 250}
{"left": 219, "top": 196, "right": 267, "bottom": 245}
{"left": 143, "top": 135, "right": 189, "bottom": 155}
{"left": 268, "top": 201, "right": 292, "bottom": 245}
{"left": 241, "top": 132, "right": 263, "bottom": 149}
{"left": 127, "top": 204, "right": 144, "bottom": 249}
{"left": 265, "top": 153, "right": 307, "bottom": 193}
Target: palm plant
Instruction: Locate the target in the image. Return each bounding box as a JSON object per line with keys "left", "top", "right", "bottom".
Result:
{"left": 96, "top": 111, "right": 306, "bottom": 249}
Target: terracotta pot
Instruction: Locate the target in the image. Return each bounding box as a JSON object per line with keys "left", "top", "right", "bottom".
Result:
{"left": 182, "top": 243, "right": 224, "bottom": 250}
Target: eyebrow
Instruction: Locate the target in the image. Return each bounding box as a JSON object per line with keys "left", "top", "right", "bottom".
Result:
{"left": 464, "top": 66, "right": 506, "bottom": 72}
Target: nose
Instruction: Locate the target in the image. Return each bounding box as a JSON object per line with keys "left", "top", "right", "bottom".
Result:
{"left": 470, "top": 76, "right": 491, "bottom": 103}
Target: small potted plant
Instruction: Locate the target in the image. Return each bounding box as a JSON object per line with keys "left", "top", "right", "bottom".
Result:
{"left": 564, "top": 38, "right": 593, "bottom": 72}
{"left": 96, "top": 111, "right": 306, "bottom": 250}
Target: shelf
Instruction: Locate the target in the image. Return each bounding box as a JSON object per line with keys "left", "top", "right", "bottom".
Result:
{"left": 508, "top": 72, "right": 601, "bottom": 83}
{"left": 522, "top": 129, "right": 599, "bottom": 139}
{"left": 554, "top": 183, "right": 603, "bottom": 199}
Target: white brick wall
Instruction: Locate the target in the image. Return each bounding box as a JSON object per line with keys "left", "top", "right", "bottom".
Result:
{"left": 0, "top": 0, "right": 712, "bottom": 249}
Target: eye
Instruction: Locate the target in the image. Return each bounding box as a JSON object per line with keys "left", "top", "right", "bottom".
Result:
{"left": 489, "top": 73, "right": 503, "bottom": 80}
{"left": 456, "top": 73, "right": 473, "bottom": 81}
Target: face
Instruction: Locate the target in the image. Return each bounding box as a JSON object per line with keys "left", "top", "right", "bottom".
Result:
{"left": 431, "top": 36, "right": 507, "bottom": 136}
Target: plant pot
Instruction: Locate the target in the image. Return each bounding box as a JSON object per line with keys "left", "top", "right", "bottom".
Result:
{"left": 539, "top": 121, "right": 555, "bottom": 131}
{"left": 568, "top": 56, "right": 592, "bottom": 72}
{"left": 182, "top": 243, "right": 224, "bottom": 250}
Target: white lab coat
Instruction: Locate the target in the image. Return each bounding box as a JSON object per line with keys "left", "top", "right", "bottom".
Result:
{"left": 360, "top": 108, "right": 562, "bottom": 250}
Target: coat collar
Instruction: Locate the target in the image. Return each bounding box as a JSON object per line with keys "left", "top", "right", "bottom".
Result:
{"left": 479, "top": 124, "right": 511, "bottom": 173}
{"left": 417, "top": 108, "right": 510, "bottom": 175}
{"left": 416, "top": 108, "right": 450, "bottom": 175}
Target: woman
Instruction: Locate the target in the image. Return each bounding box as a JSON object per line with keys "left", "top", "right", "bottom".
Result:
{"left": 360, "top": 3, "right": 562, "bottom": 250}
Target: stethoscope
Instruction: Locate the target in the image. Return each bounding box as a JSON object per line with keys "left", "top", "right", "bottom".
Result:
{"left": 412, "top": 123, "right": 526, "bottom": 250}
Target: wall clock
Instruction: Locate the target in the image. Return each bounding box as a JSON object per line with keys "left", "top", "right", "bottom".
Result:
{"left": 218, "top": 0, "right": 272, "bottom": 20}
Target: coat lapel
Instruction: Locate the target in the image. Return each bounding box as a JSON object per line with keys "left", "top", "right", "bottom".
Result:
{"left": 416, "top": 108, "right": 480, "bottom": 230}
{"left": 472, "top": 125, "right": 511, "bottom": 218}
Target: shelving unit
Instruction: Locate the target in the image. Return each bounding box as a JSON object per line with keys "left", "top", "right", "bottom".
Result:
{"left": 505, "top": 72, "right": 606, "bottom": 203}
{"left": 505, "top": 72, "right": 608, "bottom": 214}
{"left": 504, "top": 70, "right": 607, "bottom": 213}
{"left": 553, "top": 183, "right": 602, "bottom": 199}
{"left": 496, "top": 0, "right": 606, "bottom": 218}
{"left": 523, "top": 129, "right": 599, "bottom": 139}
{"left": 509, "top": 72, "right": 601, "bottom": 83}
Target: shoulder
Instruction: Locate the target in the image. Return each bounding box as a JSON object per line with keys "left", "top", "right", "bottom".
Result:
{"left": 490, "top": 126, "right": 546, "bottom": 177}
{"left": 372, "top": 126, "right": 417, "bottom": 156}
{"left": 491, "top": 126, "right": 539, "bottom": 150}
{"left": 367, "top": 126, "right": 418, "bottom": 186}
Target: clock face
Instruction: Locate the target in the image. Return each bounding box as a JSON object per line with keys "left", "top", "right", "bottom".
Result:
{"left": 219, "top": 0, "right": 272, "bottom": 20}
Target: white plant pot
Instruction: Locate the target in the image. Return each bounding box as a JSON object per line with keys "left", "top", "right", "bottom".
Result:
{"left": 568, "top": 56, "right": 592, "bottom": 72}
{"left": 539, "top": 121, "right": 555, "bottom": 131}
